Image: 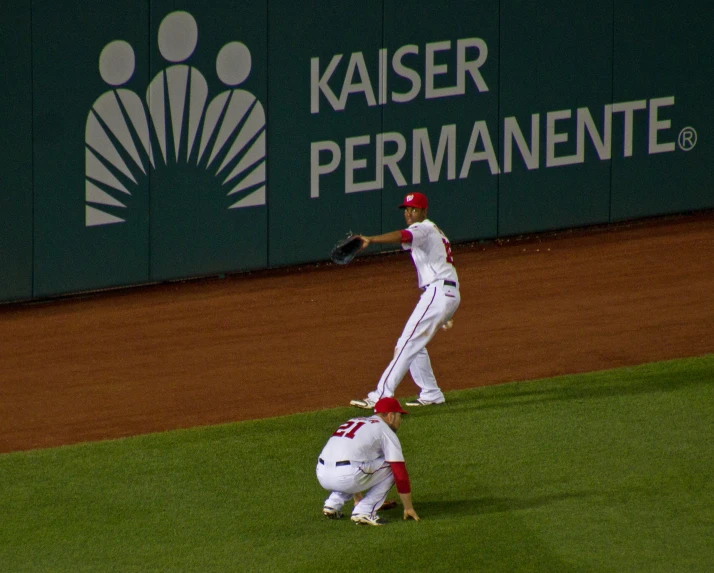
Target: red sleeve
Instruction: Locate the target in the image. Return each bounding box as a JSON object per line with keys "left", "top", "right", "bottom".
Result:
{"left": 389, "top": 461, "right": 411, "bottom": 494}
{"left": 400, "top": 230, "right": 413, "bottom": 243}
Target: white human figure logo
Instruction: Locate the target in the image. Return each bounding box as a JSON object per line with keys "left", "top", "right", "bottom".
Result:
{"left": 147, "top": 11, "right": 208, "bottom": 163}
{"left": 85, "top": 10, "right": 267, "bottom": 227}
{"left": 85, "top": 40, "right": 154, "bottom": 226}
{"left": 199, "top": 41, "right": 266, "bottom": 208}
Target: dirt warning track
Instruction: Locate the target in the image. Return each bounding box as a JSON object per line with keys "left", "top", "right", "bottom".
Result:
{"left": 1, "top": 212, "right": 712, "bottom": 453}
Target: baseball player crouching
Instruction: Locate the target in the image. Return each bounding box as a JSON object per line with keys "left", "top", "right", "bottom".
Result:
{"left": 316, "top": 397, "right": 420, "bottom": 526}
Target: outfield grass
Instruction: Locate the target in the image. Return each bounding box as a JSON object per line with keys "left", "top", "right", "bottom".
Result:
{"left": 1, "top": 355, "right": 713, "bottom": 573}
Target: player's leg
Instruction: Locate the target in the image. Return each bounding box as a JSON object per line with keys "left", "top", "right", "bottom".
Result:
{"left": 367, "top": 287, "right": 445, "bottom": 403}
{"left": 408, "top": 284, "right": 460, "bottom": 404}
{"left": 408, "top": 348, "right": 445, "bottom": 404}
{"left": 317, "top": 461, "right": 363, "bottom": 518}
{"left": 322, "top": 490, "right": 353, "bottom": 517}
{"left": 351, "top": 465, "right": 394, "bottom": 521}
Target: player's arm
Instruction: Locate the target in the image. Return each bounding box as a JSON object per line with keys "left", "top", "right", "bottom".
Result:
{"left": 359, "top": 230, "right": 412, "bottom": 248}
{"left": 390, "top": 461, "right": 420, "bottom": 521}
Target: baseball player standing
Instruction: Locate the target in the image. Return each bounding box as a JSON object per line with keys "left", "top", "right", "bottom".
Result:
{"left": 351, "top": 192, "right": 460, "bottom": 409}
{"left": 316, "top": 397, "right": 419, "bottom": 525}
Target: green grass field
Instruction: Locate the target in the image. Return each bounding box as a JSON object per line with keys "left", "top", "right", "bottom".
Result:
{"left": 1, "top": 355, "right": 713, "bottom": 573}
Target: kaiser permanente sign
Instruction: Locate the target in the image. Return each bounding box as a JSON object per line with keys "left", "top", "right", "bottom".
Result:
{"left": 309, "top": 37, "right": 681, "bottom": 198}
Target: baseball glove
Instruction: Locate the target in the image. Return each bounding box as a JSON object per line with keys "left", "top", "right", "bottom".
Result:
{"left": 380, "top": 499, "right": 398, "bottom": 511}
{"left": 330, "top": 234, "right": 363, "bottom": 265}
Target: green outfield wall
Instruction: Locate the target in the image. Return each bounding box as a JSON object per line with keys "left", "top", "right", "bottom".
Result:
{"left": 1, "top": 0, "right": 712, "bottom": 302}
{"left": 0, "top": 1, "right": 33, "bottom": 301}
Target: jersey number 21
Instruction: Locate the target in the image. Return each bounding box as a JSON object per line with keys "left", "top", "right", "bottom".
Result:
{"left": 333, "top": 420, "right": 366, "bottom": 439}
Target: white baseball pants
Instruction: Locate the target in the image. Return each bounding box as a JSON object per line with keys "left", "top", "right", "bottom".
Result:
{"left": 316, "top": 457, "right": 394, "bottom": 518}
{"left": 368, "top": 280, "right": 460, "bottom": 404}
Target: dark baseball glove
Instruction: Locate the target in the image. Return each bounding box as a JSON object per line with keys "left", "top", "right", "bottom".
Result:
{"left": 330, "top": 234, "right": 363, "bottom": 265}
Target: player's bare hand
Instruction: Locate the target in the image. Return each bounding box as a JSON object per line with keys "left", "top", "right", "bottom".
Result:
{"left": 403, "top": 508, "right": 420, "bottom": 521}
{"left": 441, "top": 319, "right": 454, "bottom": 331}
{"left": 358, "top": 235, "right": 371, "bottom": 249}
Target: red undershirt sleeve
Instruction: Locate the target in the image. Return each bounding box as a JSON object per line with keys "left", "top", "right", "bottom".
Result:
{"left": 400, "top": 230, "right": 413, "bottom": 243}
{"left": 389, "top": 461, "right": 411, "bottom": 494}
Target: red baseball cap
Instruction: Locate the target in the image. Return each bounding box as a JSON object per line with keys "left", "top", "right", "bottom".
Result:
{"left": 374, "top": 397, "right": 409, "bottom": 415}
{"left": 399, "top": 192, "right": 428, "bottom": 210}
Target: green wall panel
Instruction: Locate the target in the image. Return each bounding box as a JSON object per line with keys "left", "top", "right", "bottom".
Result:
{"left": 381, "top": 0, "right": 499, "bottom": 242}
{"left": 5, "top": 0, "right": 711, "bottom": 303}
{"left": 611, "top": 0, "right": 714, "bottom": 220}
{"left": 498, "top": 0, "right": 614, "bottom": 236}
{"left": 0, "top": 1, "right": 33, "bottom": 302}
{"left": 32, "top": 0, "right": 151, "bottom": 297}
{"left": 147, "top": 2, "right": 268, "bottom": 280}
{"left": 267, "top": 0, "right": 384, "bottom": 266}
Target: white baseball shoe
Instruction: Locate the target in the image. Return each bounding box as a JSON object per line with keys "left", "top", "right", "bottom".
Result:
{"left": 322, "top": 506, "right": 343, "bottom": 519}
{"left": 405, "top": 398, "right": 445, "bottom": 407}
{"left": 351, "top": 514, "right": 384, "bottom": 526}
{"left": 350, "top": 398, "right": 375, "bottom": 409}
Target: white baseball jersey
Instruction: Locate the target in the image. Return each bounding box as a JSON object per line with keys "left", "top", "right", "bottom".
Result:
{"left": 402, "top": 219, "right": 458, "bottom": 289}
{"left": 319, "top": 415, "right": 404, "bottom": 463}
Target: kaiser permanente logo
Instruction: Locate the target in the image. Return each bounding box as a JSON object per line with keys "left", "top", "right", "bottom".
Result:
{"left": 309, "top": 38, "right": 697, "bottom": 198}
{"left": 85, "top": 11, "right": 266, "bottom": 227}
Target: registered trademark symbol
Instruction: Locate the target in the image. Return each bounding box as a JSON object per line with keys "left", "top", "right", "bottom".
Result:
{"left": 678, "top": 127, "right": 697, "bottom": 151}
